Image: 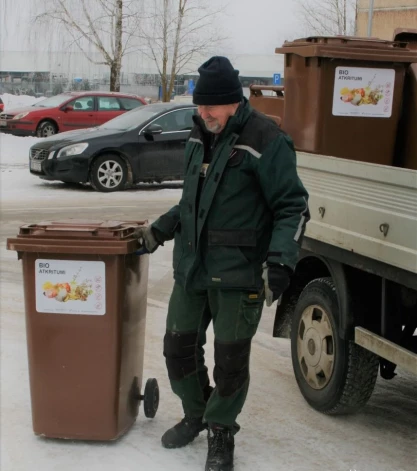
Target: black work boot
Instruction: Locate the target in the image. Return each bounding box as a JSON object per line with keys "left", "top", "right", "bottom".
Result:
{"left": 205, "top": 425, "right": 235, "bottom": 471}
{"left": 161, "top": 416, "right": 207, "bottom": 449}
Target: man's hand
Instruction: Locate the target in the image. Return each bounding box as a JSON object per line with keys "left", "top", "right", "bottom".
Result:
{"left": 132, "top": 225, "right": 160, "bottom": 254}
{"left": 262, "top": 262, "right": 291, "bottom": 307}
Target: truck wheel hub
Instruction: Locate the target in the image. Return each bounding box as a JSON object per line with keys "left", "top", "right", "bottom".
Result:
{"left": 308, "top": 338, "right": 316, "bottom": 356}
{"left": 304, "top": 329, "right": 321, "bottom": 366}
{"left": 297, "top": 304, "right": 335, "bottom": 389}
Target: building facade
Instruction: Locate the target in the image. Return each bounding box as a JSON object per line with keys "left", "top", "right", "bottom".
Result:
{"left": 356, "top": 0, "right": 417, "bottom": 40}
{"left": 0, "top": 50, "right": 284, "bottom": 99}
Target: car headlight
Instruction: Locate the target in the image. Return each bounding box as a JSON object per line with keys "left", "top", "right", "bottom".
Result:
{"left": 13, "top": 112, "right": 29, "bottom": 120}
{"left": 57, "top": 143, "right": 89, "bottom": 158}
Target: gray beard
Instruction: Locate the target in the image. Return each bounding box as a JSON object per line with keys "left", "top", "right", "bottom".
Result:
{"left": 204, "top": 121, "right": 222, "bottom": 134}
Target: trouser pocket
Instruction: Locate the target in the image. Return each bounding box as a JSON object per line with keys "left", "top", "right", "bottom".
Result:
{"left": 237, "top": 293, "right": 264, "bottom": 338}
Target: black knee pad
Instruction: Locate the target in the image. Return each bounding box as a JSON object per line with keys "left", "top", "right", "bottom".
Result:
{"left": 214, "top": 338, "right": 252, "bottom": 397}
{"left": 164, "top": 330, "right": 198, "bottom": 380}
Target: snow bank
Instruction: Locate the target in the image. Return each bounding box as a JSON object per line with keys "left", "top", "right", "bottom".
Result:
{"left": 0, "top": 133, "right": 42, "bottom": 167}
{"left": 0, "top": 93, "right": 46, "bottom": 111}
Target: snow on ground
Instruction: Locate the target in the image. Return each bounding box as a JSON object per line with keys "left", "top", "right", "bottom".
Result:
{"left": 0, "top": 132, "right": 182, "bottom": 208}
{"left": 1, "top": 128, "right": 416, "bottom": 471}
{"left": 0, "top": 93, "right": 46, "bottom": 111}
{"left": 0, "top": 133, "right": 41, "bottom": 168}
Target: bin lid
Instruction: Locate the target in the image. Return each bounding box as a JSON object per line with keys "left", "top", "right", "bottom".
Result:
{"left": 17, "top": 220, "right": 147, "bottom": 239}
{"left": 282, "top": 36, "right": 407, "bottom": 48}
{"left": 276, "top": 36, "right": 417, "bottom": 63}
{"left": 6, "top": 219, "right": 148, "bottom": 255}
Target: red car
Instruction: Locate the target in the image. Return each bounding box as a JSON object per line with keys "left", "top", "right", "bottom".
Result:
{"left": 0, "top": 97, "right": 4, "bottom": 112}
{"left": 0, "top": 91, "right": 147, "bottom": 137}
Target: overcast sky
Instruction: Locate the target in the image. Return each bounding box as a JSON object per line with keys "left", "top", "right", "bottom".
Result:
{"left": 0, "top": 0, "right": 303, "bottom": 56}
{"left": 212, "top": 0, "right": 302, "bottom": 54}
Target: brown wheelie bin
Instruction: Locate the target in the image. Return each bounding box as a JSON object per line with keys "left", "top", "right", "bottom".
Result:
{"left": 249, "top": 84, "right": 285, "bottom": 126}
{"left": 6, "top": 220, "right": 159, "bottom": 441}
{"left": 276, "top": 36, "right": 417, "bottom": 165}
{"left": 393, "top": 29, "right": 417, "bottom": 170}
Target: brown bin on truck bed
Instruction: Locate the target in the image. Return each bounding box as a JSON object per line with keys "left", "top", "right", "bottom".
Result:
{"left": 393, "top": 30, "right": 417, "bottom": 170}
{"left": 6, "top": 220, "right": 159, "bottom": 441}
{"left": 395, "top": 63, "right": 417, "bottom": 170}
{"left": 249, "top": 85, "right": 284, "bottom": 126}
{"left": 276, "top": 36, "right": 417, "bottom": 165}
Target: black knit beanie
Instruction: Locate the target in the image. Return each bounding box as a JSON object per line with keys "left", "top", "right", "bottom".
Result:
{"left": 193, "top": 56, "right": 243, "bottom": 105}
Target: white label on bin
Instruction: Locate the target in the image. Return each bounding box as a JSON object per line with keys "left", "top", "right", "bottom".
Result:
{"left": 332, "top": 67, "right": 395, "bottom": 118}
{"left": 35, "top": 259, "right": 106, "bottom": 315}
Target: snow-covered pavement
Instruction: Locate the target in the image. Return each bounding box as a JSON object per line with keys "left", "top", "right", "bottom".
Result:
{"left": 0, "top": 122, "right": 416, "bottom": 471}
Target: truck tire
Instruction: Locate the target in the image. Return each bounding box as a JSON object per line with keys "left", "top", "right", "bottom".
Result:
{"left": 291, "top": 277, "right": 379, "bottom": 415}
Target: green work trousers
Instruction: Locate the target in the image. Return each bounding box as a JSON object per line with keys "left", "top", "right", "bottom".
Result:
{"left": 163, "top": 282, "right": 264, "bottom": 429}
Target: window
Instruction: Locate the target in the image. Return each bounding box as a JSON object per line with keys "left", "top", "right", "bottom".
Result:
{"left": 119, "top": 97, "right": 144, "bottom": 111}
{"left": 38, "top": 94, "right": 75, "bottom": 108}
{"left": 150, "top": 108, "right": 195, "bottom": 132}
{"left": 98, "top": 97, "right": 121, "bottom": 111}
{"left": 100, "top": 104, "right": 173, "bottom": 131}
{"left": 68, "top": 96, "right": 95, "bottom": 111}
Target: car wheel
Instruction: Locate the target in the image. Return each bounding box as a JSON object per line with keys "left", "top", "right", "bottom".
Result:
{"left": 291, "top": 277, "right": 379, "bottom": 415}
{"left": 36, "top": 120, "right": 57, "bottom": 138}
{"left": 90, "top": 154, "right": 127, "bottom": 192}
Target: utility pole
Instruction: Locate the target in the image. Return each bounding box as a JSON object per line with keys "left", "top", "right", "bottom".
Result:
{"left": 344, "top": 0, "right": 347, "bottom": 36}
{"left": 367, "top": 0, "right": 375, "bottom": 37}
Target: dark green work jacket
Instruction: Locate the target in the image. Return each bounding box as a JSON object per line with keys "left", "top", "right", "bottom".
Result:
{"left": 152, "top": 99, "right": 309, "bottom": 290}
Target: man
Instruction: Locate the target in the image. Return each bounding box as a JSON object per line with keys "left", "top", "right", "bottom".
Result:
{"left": 136, "top": 57, "right": 309, "bottom": 471}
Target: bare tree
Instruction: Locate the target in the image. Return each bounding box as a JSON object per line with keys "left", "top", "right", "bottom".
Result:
{"left": 33, "top": 0, "right": 144, "bottom": 91}
{"left": 297, "top": 0, "right": 358, "bottom": 37}
{"left": 142, "top": 0, "right": 226, "bottom": 102}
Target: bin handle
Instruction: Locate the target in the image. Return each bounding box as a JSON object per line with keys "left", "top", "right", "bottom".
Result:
{"left": 17, "top": 222, "right": 148, "bottom": 239}
{"left": 18, "top": 226, "right": 100, "bottom": 235}
{"left": 42, "top": 226, "right": 100, "bottom": 233}
{"left": 41, "top": 225, "right": 147, "bottom": 240}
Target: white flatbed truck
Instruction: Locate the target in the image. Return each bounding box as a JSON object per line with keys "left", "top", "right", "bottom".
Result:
{"left": 273, "top": 152, "right": 417, "bottom": 413}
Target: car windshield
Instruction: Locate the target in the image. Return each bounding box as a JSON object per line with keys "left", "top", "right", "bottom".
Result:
{"left": 99, "top": 104, "right": 175, "bottom": 131}
{"left": 33, "top": 95, "right": 73, "bottom": 108}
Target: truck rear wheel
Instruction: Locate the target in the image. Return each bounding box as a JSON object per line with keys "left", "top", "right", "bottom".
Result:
{"left": 291, "top": 277, "right": 379, "bottom": 415}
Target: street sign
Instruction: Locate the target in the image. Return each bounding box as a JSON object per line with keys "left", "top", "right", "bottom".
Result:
{"left": 273, "top": 73, "right": 281, "bottom": 85}
{"left": 187, "top": 79, "right": 195, "bottom": 95}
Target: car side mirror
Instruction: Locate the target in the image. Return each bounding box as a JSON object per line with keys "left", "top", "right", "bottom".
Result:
{"left": 144, "top": 124, "right": 163, "bottom": 136}
{"left": 62, "top": 105, "right": 74, "bottom": 112}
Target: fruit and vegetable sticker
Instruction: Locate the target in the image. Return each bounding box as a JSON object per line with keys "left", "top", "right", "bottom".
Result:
{"left": 35, "top": 259, "right": 106, "bottom": 315}
{"left": 332, "top": 67, "right": 395, "bottom": 118}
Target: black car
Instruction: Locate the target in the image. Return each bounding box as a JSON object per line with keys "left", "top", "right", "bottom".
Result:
{"left": 29, "top": 103, "right": 197, "bottom": 192}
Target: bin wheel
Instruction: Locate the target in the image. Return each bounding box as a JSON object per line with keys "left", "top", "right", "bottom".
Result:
{"left": 143, "top": 378, "right": 159, "bottom": 419}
